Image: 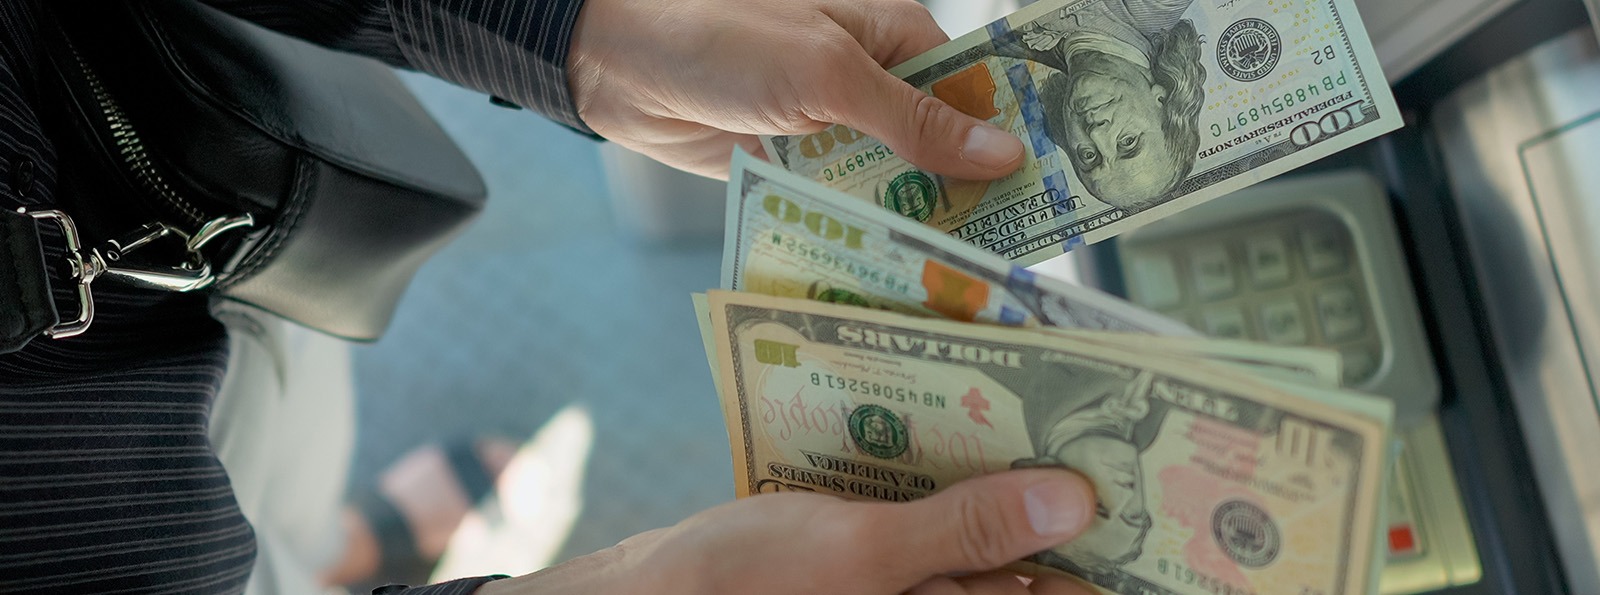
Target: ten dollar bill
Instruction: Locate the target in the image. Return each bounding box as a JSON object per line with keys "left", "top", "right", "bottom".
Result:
{"left": 708, "top": 290, "right": 1389, "bottom": 595}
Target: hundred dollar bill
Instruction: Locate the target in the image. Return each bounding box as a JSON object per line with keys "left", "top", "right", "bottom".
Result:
{"left": 1047, "top": 329, "right": 1343, "bottom": 388}
{"left": 761, "top": 0, "right": 1399, "bottom": 265}
{"left": 723, "top": 150, "right": 1194, "bottom": 336}
{"left": 697, "top": 293, "right": 1340, "bottom": 392}
{"left": 707, "top": 290, "right": 1390, "bottom": 595}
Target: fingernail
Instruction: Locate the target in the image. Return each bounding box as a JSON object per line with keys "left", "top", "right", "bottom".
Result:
{"left": 1024, "top": 478, "right": 1090, "bottom": 538}
{"left": 961, "top": 125, "right": 1022, "bottom": 169}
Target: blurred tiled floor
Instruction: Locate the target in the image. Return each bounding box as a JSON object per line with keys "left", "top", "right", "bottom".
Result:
{"left": 349, "top": 72, "right": 733, "bottom": 566}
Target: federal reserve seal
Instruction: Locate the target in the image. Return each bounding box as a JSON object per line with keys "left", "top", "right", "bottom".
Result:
{"left": 883, "top": 171, "right": 938, "bottom": 223}
{"left": 1211, "top": 500, "right": 1281, "bottom": 568}
{"left": 848, "top": 405, "right": 909, "bottom": 459}
{"left": 1216, "top": 18, "right": 1281, "bottom": 82}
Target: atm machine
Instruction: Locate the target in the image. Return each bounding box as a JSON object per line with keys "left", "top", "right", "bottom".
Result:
{"left": 1022, "top": 0, "right": 1600, "bottom": 592}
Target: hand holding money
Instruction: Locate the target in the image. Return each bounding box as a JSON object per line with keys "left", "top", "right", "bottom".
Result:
{"left": 702, "top": 150, "right": 1394, "bottom": 594}
{"left": 704, "top": 290, "right": 1391, "bottom": 595}
{"left": 685, "top": 0, "right": 1401, "bottom": 591}
{"left": 566, "top": 0, "right": 1026, "bottom": 179}
{"left": 761, "top": 0, "right": 1399, "bottom": 263}
{"left": 478, "top": 469, "right": 1100, "bottom": 595}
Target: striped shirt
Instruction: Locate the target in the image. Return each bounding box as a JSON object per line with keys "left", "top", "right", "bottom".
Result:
{"left": 0, "top": 0, "right": 591, "bottom": 592}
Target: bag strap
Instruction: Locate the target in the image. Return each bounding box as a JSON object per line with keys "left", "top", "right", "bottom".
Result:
{"left": 1, "top": 209, "right": 62, "bottom": 353}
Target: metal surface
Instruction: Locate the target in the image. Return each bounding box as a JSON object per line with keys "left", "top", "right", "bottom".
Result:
{"left": 184, "top": 214, "right": 254, "bottom": 254}
{"left": 99, "top": 261, "right": 214, "bottom": 293}
{"left": 93, "top": 213, "right": 258, "bottom": 293}
{"left": 1590, "top": 0, "right": 1600, "bottom": 48}
{"left": 1434, "top": 27, "right": 1600, "bottom": 593}
{"left": 25, "top": 209, "right": 98, "bottom": 339}
{"left": 1352, "top": 0, "right": 1516, "bottom": 82}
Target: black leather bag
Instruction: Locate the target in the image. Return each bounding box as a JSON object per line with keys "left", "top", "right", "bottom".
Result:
{"left": 26, "top": 0, "right": 486, "bottom": 344}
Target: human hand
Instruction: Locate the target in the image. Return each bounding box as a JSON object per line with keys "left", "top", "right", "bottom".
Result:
{"left": 567, "top": 0, "right": 1027, "bottom": 180}
{"left": 477, "top": 469, "right": 1097, "bottom": 594}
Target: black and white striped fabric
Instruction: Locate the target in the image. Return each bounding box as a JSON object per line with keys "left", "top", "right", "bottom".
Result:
{"left": 0, "top": 0, "right": 592, "bottom": 592}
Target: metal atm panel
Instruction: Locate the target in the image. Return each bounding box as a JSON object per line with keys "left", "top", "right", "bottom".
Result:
{"left": 1434, "top": 27, "right": 1600, "bottom": 594}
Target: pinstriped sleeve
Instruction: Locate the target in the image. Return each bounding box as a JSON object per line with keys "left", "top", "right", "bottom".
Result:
{"left": 389, "top": 0, "right": 598, "bottom": 137}
{"left": 373, "top": 574, "right": 509, "bottom": 594}
{"left": 202, "top": 0, "right": 599, "bottom": 138}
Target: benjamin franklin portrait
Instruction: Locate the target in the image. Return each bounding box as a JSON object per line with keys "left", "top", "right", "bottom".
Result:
{"left": 995, "top": 0, "right": 1205, "bottom": 214}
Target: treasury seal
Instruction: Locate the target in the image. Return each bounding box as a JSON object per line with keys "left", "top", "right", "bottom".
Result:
{"left": 848, "top": 405, "right": 909, "bottom": 459}
{"left": 1216, "top": 18, "right": 1281, "bottom": 82}
{"left": 883, "top": 170, "right": 939, "bottom": 223}
{"left": 1211, "top": 500, "right": 1281, "bottom": 568}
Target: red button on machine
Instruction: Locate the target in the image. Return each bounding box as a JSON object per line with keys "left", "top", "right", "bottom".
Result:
{"left": 1389, "top": 525, "right": 1418, "bottom": 555}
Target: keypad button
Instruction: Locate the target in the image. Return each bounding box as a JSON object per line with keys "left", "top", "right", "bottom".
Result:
{"left": 1341, "top": 345, "right": 1380, "bottom": 384}
{"left": 1245, "top": 234, "right": 1292, "bottom": 288}
{"left": 1315, "top": 283, "right": 1366, "bottom": 342}
{"left": 1300, "top": 226, "right": 1349, "bottom": 277}
{"left": 1258, "top": 298, "right": 1308, "bottom": 345}
{"left": 1202, "top": 307, "right": 1250, "bottom": 339}
{"left": 1128, "top": 254, "right": 1182, "bottom": 309}
{"left": 1189, "top": 244, "right": 1236, "bottom": 300}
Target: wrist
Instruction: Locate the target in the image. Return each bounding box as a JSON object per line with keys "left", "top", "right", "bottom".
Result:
{"left": 469, "top": 537, "right": 662, "bottom": 595}
{"left": 564, "top": 0, "right": 640, "bottom": 136}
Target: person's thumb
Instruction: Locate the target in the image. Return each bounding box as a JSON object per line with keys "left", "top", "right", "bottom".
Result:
{"left": 827, "top": 64, "right": 1026, "bottom": 180}
{"left": 870, "top": 469, "right": 1095, "bottom": 589}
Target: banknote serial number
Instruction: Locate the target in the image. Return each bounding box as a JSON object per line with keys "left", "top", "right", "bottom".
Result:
{"left": 1210, "top": 71, "right": 1349, "bottom": 138}
{"left": 820, "top": 144, "right": 896, "bottom": 182}
{"left": 772, "top": 232, "right": 912, "bottom": 296}
{"left": 812, "top": 373, "right": 948, "bottom": 409}
{"left": 1155, "top": 558, "right": 1268, "bottom": 595}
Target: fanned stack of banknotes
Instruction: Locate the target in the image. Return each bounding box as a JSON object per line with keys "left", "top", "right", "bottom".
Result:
{"left": 695, "top": 0, "right": 1404, "bottom": 592}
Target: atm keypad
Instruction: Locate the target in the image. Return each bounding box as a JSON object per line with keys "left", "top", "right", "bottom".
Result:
{"left": 1120, "top": 210, "right": 1384, "bottom": 385}
{"left": 1104, "top": 174, "right": 1477, "bottom": 595}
